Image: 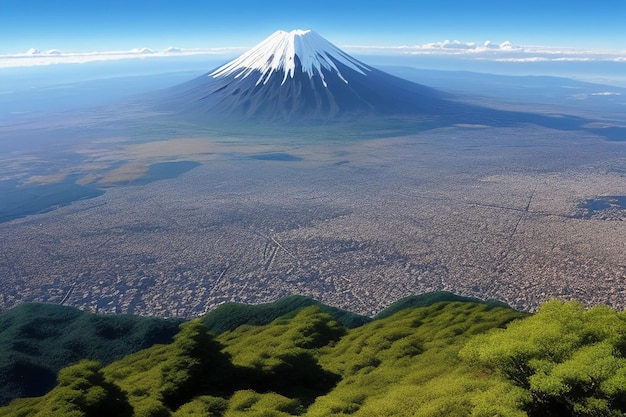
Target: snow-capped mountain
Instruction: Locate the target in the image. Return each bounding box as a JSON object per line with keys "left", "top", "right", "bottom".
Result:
{"left": 155, "top": 29, "right": 465, "bottom": 123}
{"left": 210, "top": 29, "right": 370, "bottom": 87}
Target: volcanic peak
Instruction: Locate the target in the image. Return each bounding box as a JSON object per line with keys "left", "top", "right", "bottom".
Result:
{"left": 209, "top": 29, "right": 370, "bottom": 87}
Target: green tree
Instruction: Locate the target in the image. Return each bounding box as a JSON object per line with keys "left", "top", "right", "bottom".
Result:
{"left": 173, "top": 395, "right": 228, "bottom": 417}
{"left": 44, "top": 360, "right": 132, "bottom": 417}
{"left": 134, "top": 398, "right": 172, "bottom": 417}
{"left": 160, "top": 320, "right": 234, "bottom": 409}
{"left": 219, "top": 307, "right": 343, "bottom": 405}
{"left": 286, "top": 307, "right": 346, "bottom": 349}
{"left": 461, "top": 300, "right": 626, "bottom": 416}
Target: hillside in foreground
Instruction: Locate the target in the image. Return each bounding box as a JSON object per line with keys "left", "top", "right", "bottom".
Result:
{"left": 2, "top": 293, "right": 626, "bottom": 416}
{"left": 0, "top": 292, "right": 477, "bottom": 405}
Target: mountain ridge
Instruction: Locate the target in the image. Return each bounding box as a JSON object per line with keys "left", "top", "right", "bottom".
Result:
{"left": 152, "top": 29, "right": 465, "bottom": 123}
{"left": 4, "top": 296, "right": 625, "bottom": 416}
{"left": 0, "top": 291, "right": 505, "bottom": 405}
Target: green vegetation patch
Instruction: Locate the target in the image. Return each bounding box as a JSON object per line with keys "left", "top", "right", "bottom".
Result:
{"left": 4, "top": 296, "right": 626, "bottom": 417}
{"left": 1, "top": 360, "right": 133, "bottom": 417}
{"left": 462, "top": 300, "right": 626, "bottom": 416}
{"left": 201, "top": 295, "right": 370, "bottom": 334}
{"left": 306, "top": 301, "right": 527, "bottom": 417}
{"left": 374, "top": 290, "right": 512, "bottom": 319}
{"left": 0, "top": 302, "right": 181, "bottom": 405}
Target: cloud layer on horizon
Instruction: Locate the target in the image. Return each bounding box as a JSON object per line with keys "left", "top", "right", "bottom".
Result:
{"left": 1, "top": 40, "right": 625, "bottom": 68}
{"left": 0, "top": 47, "right": 248, "bottom": 68}
{"left": 344, "top": 41, "right": 626, "bottom": 63}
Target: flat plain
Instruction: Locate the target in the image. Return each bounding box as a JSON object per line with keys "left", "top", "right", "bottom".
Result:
{"left": 1, "top": 101, "right": 624, "bottom": 316}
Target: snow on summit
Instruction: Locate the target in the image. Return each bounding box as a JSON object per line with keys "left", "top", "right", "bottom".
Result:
{"left": 210, "top": 29, "right": 370, "bottom": 87}
{"left": 155, "top": 28, "right": 456, "bottom": 122}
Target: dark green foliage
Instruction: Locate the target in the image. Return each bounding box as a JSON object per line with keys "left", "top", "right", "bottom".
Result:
{"left": 0, "top": 359, "right": 57, "bottom": 405}
{"left": 0, "top": 302, "right": 182, "bottom": 405}
{"left": 201, "top": 295, "right": 370, "bottom": 334}
{"left": 374, "top": 291, "right": 512, "bottom": 319}
{"left": 288, "top": 305, "right": 347, "bottom": 349}
{"left": 97, "top": 307, "right": 344, "bottom": 416}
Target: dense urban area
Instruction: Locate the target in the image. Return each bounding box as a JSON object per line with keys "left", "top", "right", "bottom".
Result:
{"left": 0, "top": 124, "right": 625, "bottom": 317}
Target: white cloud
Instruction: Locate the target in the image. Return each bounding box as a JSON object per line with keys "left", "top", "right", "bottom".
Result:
{"left": 497, "top": 57, "right": 548, "bottom": 62}
{"left": 0, "top": 46, "right": 247, "bottom": 68}
{"left": 342, "top": 41, "right": 626, "bottom": 63}
{"left": 1, "top": 40, "right": 625, "bottom": 69}
{"left": 131, "top": 47, "right": 155, "bottom": 54}
{"left": 483, "top": 40, "right": 498, "bottom": 49}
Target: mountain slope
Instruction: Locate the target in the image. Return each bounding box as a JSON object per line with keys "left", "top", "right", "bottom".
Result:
{"left": 0, "top": 293, "right": 499, "bottom": 406}
{"left": 374, "top": 291, "right": 512, "bottom": 320}
{"left": 4, "top": 298, "right": 626, "bottom": 416}
{"left": 149, "top": 29, "right": 594, "bottom": 136}
{"left": 0, "top": 303, "right": 182, "bottom": 405}
{"left": 0, "top": 295, "right": 367, "bottom": 405}
{"left": 153, "top": 29, "right": 467, "bottom": 123}
{"left": 201, "top": 294, "right": 370, "bottom": 334}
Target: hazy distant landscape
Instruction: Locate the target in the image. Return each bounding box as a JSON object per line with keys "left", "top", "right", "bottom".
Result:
{"left": 1, "top": 63, "right": 624, "bottom": 316}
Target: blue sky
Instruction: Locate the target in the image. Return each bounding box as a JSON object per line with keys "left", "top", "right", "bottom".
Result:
{"left": 1, "top": 0, "right": 625, "bottom": 53}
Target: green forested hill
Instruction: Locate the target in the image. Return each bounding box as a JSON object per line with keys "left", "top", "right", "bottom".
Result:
{"left": 0, "top": 292, "right": 463, "bottom": 405}
{"left": 0, "top": 303, "right": 182, "bottom": 405}
{"left": 373, "top": 290, "right": 510, "bottom": 319}
{"left": 200, "top": 294, "right": 371, "bottom": 334}
{"left": 2, "top": 296, "right": 626, "bottom": 416}
{"left": 0, "top": 295, "right": 369, "bottom": 405}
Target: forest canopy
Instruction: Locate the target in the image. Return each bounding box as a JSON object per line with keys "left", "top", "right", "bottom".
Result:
{"left": 2, "top": 296, "right": 626, "bottom": 416}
